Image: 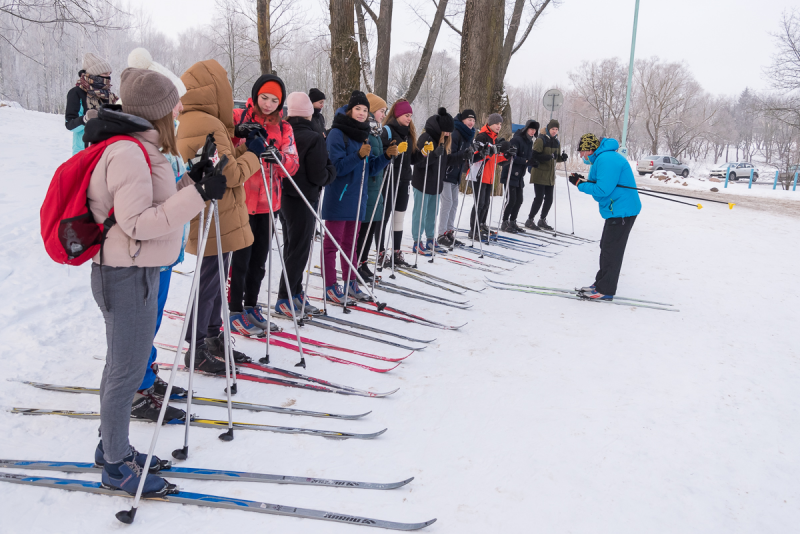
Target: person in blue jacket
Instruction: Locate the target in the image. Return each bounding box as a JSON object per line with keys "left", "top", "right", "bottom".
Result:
{"left": 321, "top": 91, "right": 395, "bottom": 302}
{"left": 571, "top": 133, "right": 641, "bottom": 300}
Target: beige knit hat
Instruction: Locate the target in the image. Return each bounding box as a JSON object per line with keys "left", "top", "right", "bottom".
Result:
{"left": 120, "top": 68, "right": 179, "bottom": 121}
{"left": 83, "top": 52, "right": 112, "bottom": 76}
{"left": 127, "top": 48, "right": 187, "bottom": 97}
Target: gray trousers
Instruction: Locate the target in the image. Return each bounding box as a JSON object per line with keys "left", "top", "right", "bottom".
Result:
{"left": 438, "top": 182, "right": 460, "bottom": 235}
{"left": 91, "top": 263, "right": 160, "bottom": 464}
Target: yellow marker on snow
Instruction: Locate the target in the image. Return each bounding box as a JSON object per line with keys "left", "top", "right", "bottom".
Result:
{"left": 728, "top": 203, "right": 735, "bottom": 209}
{"left": 697, "top": 204, "right": 703, "bottom": 209}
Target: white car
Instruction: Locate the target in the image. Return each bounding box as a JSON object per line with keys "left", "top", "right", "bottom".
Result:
{"left": 709, "top": 162, "right": 759, "bottom": 182}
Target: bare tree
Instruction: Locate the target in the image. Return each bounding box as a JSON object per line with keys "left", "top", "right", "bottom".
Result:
{"left": 354, "top": 0, "right": 374, "bottom": 93}
{"left": 403, "top": 0, "right": 449, "bottom": 103}
{"left": 766, "top": 9, "right": 800, "bottom": 93}
{"left": 329, "top": 0, "right": 360, "bottom": 108}
{"left": 208, "top": 0, "right": 259, "bottom": 99}
{"left": 358, "top": 0, "right": 393, "bottom": 99}
{"left": 568, "top": 58, "right": 630, "bottom": 138}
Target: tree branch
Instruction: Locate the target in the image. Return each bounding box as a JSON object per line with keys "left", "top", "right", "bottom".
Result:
{"left": 433, "top": 0, "right": 461, "bottom": 35}
{"left": 403, "top": 0, "right": 449, "bottom": 103}
{"left": 511, "top": 0, "right": 551, "bottom": 56}
{"left": 358, "top": 0, "right": 379, "bottom": 24}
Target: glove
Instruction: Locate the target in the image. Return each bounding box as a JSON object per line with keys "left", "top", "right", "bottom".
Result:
{"left": 246, "top": 135, "right": 267, "bottom": 157}
{"left": 195, "top": 156, "right": 229, "bottom": 201}
{"left": 433, "top": 144, "right": 445, "bottom": 157}
{"left": 385, "top": 140, "right": 399, "bottom": 158}
{"left": 358, "top": 143, "right": 371, "bottom": 159}
{"left": 83, "top": 109, "right": 99, "bottom": 123}
{"left": 561, "top": 151, "right": 568, "bottom": 162}
{"left": 235, "top": 123, "right": 266, "bottom": 140}
{"left": 569, "top": 173, "right": 585, "bottom": 186}
{"left": 263, "top": 145, "right": 282, "bottom": 164}
{"left": 497, "top": 141, "right": 511, "bottom": 153}
{"left": 187, "top": 158, "right": 212, "bottom": 183}
{"left": 397, "top": 141, "right": 408, "bottom": 154}
{"left": 421, "top": 141, "right": 434, "bottom": 156}
{"left": 460, "top": 147, "right": 472, "bottom": 159}
{"left": 504, "top": 146, "right": 518, "bottom": 158}
{"left": 530, "top": 159, "right": 539, "bottom": 169}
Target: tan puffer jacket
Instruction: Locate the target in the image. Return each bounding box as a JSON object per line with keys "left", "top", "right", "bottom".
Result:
{"left": 87, "top": 130, "right": 205, "bottom": 267}
{"left": 178, "top": 59, "right": 261, "bottom": 257}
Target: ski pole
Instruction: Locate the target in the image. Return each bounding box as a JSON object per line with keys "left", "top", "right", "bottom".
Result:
{"left": 414, "top": 147, "right": 431, "bottom": 267}
{"left": 453, "top": 149, "right": 479, "bottom": 251}
{"left": 172, "top": 206, "right": 206, "bottom": 461}
{"left": 375, "top": 155, "right": 399, "bottom": 277}
{"left": 638, "top": 190, "right": 705, "bottom": 208}
{"left": 487, "top": 156, "right": 500, "bottom": 240}
{"left": 495, "top": 167, "right": 512, "bottom": 235}
{"left": 263, "top": 165, "right": 274, "bottom": 363}
{"left": 429, "top": 152, "right": 443, "bottom": 263}
{"left": 387, "top": 153, "right": 406, "bottom": 280}
{"left": 343, "top": 158, "right": 368, "bottom": 314}
{"left": 259, "top": 156, "right": 308, "bottom": 367}
{"left": 359, "top": 163, "right": 392, "bottom": 294}
{"left": 564, "top": 160, "right": 575, "bottom": 234}
{"left": 582, "top": 179, "right": 734, "bottom": 207}
{"left": 118, "top": 197, "right": 218, "bottom": 524}
{"left": 213, "top": 201, "right": 236, "bottom": 435}
{"left": 318, "top": 194, "right": 329, "bottom": 317}
{"left": 300, "top": 195, "right": 324, "bottom": 318}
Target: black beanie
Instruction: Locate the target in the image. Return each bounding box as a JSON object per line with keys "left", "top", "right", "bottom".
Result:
{"left": 460, "top": 109, "right": 476, "bottom": 121}
{"left": 308, "top": 88, "right": 326, "bottom": 103}
{"left": 437, "top": 107, "right": 454, "bottom": 133}
{"left": 346, "top": 90, "right": 370, "bottom": 112}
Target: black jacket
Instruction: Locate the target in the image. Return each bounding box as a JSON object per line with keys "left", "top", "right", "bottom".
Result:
{"left": 444, "top": 120, "right": 475, "bottom": 185}
{"left": 412, "top": 115, "right": 468, "bottom": 195}
{"left": 311, "top": 109, "right": 326, "bottom": 137}
{"left": 65, "top": 86, "right": 88, "bottom": 131}
{"left": 283, "top": 117, "right": 336, "bottom": 203}
{"left": 380, "top": 119, "right": 424, "bottom": 183}
{"left": 501, "top": 120, "right": 539, "bottom": 187}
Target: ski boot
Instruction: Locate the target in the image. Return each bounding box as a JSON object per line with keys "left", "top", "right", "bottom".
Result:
{"left": 501, "top": 220, "right": 517, "bottom": 233}
{"left": 130, "top": 389, "right": 187, "bottom": 424}
{"left": 293, "top": 292, "right": 320, "bottom": 315}
{"left": 579, "top": 284, "right": 596, "bottom": 293}
{"left": 151, "top": 374, "right": 187, "bottom": 399}
{"left": 450, "top": 230, "right": 465, "bottom": 247}
{"left": 537, "top": 218, "right": 554, "bottom": 231}
{"left": 392, "top": 251, "right": 411, "bottom": 268}
{"left": 512, "top": 220, "right": 526, "bottom": 233}
{"left": 437, "top": 232, "right": 454, "bottom": 247}
{"left": 346, "top": 280, "right": 370, "bottom": 301}
{"left": 582, "top": 289, "right": 613, "bottom": 301}
{"left": 524, "top": 218, "right": 538, "bottom": 230}
{"left": 325, "top": 284, "right": 355, "bottom": 304}
{"left": 413, "top": 241, "right": 432, "bottom": 256}
{"left": 376, "top": 250, "right": 390, "bottom": 268}
{"left": 95, "top": 441, "right": 171, "bottom": 473}
{"left": 426, "top": 239, "right": 448, "bottom": 254}
{"left": 184, "top": 342, "right": 228, "bottom": 375}
{"left": 206, "top": 333, "right": 251, "bottom": 364}
{"left": 229, "top": 311, "right": 264, "bottom": 337}
{"left": 101, "top": 457, "right": 177, "bottom": 496}
{"left": 245, "top": 305, "right": 278, "bottom": 332}
{"left": 357, "top": 262, "right": 374, "bottom": 283}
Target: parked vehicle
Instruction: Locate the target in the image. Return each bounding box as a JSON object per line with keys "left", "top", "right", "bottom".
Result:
{"left": 234, "top": 99, "right": 247, "bottom": 110}
{"left": 637, "top": 155, "right": 691, "bottom": 178}
{"left": 710, "top": 162, "right": 759, "bottom": 181}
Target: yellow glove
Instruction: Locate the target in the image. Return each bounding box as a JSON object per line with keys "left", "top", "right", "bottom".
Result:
{"left": 397, "top": 141, "right": 408, "bottom": 154}
{"left": 422, "top": 141, "right": 434, "bottom": 156}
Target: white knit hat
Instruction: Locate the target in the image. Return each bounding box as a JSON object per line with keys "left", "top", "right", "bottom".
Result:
{"left": 127, "top": 48, "right": 187, "bottom": 97}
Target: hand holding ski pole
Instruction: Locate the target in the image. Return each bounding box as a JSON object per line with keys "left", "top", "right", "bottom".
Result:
{"left": 385, "top": 140, "right": 400, "bottom": 158}
{"left": 569, "top": 173, "right": 586, "bottom": 186}
{"left": 396, "top": 141, "right": 408, "bottom": 154}
{"left": 421, "top": 141, "right": 434, "bottom": 156}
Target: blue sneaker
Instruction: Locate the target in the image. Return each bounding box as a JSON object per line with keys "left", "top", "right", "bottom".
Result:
{"left": 325, "top": 284, "right": 353, "bottom": 304}
{"left": 230, "top": 311, "right": 264, "bottom": 337}
{"left": 583, "top": 289, "right": 613, "bottom": 301}
{"left": 101, "top": 457, "right": 174, "bottom": 496}
{"left": 413, "top": 241, "right": 432, "bottom": 256}
{"left": 346, "top": 280, "right": 370, "bottom": 301}
{"left": 95, "top": 442, "right": 171, "bottom": 473}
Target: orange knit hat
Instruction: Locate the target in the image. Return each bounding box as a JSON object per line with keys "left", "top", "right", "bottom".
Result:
{"left": 258, "top": 80, "right": 283, "bottom": 101}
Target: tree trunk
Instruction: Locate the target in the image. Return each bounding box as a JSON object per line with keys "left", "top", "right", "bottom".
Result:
{"left": 373, "top": 0, "right": 393, "bottom": 100}
{"left": 329, "top": 0, "right": 361, "bottom": 109}
{"left": 257, "top": 0, "right": 272, "bottom": 75}
{"left": 354, "top": 0, "right": 374, "bottom": 93}
{"left": 459, "top": 0, "right": 505, "bottom": 125}
{"left": 403, "top": 0, "right": 448, "bottom": 104}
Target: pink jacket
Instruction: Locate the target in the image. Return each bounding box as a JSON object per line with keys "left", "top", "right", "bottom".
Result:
{"left": 87, "top": 130, "right": 205, "bottom": 267}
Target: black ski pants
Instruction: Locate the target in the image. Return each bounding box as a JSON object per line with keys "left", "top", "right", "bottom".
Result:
{"left": 379, "top": 179, "right": 410, "bottom": 252}
{"left": 595, "top": 215, "right": 637, "bottom": 296}
{"left": 185, "top": 253, "right": 230, "bottom": 346}
{"left": 528, "top": 183, "right": 554, "bottom": 220}
{"left": 469, "top": 181, "right": 491, "bottom": 230}
{"left": 278, "top": 195, "right": 318, "bottom": 299}
{"left": 357, "top": 218, "right": 381, "bottom": 264}
{"left": 229, "top": 213, "right": 272, "bottom": 313}
{"left": 502, "top": 184, "right": 524, "bottom": 222}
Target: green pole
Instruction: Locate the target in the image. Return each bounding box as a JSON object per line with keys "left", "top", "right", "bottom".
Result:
{"left": 619, "top": 0, "right": 640, "bottom": 158}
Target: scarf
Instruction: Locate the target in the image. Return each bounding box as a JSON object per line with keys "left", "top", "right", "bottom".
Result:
{"left": 331, "top": 112, "right": 370, "bottom": 144}
{"left": 77, "top": 73, "right": 118, "bottom": 111}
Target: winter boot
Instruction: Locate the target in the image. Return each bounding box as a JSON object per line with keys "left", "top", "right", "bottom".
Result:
{"left": 524, "top": 218, "right": 538, "bottom": 230}
{"left": 151, "top": 374, "right": 187, "bottom": 399}
{"left": 346, "top": 280, "right": 370, "bottom": 301}
{"left": 101, "top": 456, "right": 176, "bottom": 496}
{"left": 392, "top": 251, "right": 411, "bottom": 268}
{"left": 95, "top": 441, "right": 171, "bottom": 473}
{"left": 325, "top": 284, "right": 354, "bottom": 304}
{"left": 130, "top": 389, "right": 186, "bottom": 424}
{"left": 579, "top": 284, "right": 596, "bottom": 293}
{"left": 437, "top": 232, "right": 454, "bottom": 248}
{"left": 293, "top": 293, "right": 320, "bottom": 315}
{"left": 582, "top": 289, "right": 613, "bottom": 301}
{"left": 376, "top": 250, "right": 389, "bottom": 268}
{"left": 537, "top": 218, "right": 554, "bottom": 231}
{"left": 427, "top": 239, "right": 448, "bottom": 254}
{"left": 357, "top": 262, "right": 374, "bottom": 283}
{"left": 413, "top": 241, "right": 432, "bottom": 256}
{"left": 512, "top": 220, "right": 526, "bottom": 233}
{"left": 229, "top": 311, "right": 264, "bottom": 337}
{"left": 245, "top": 305, "right": 277, "bottom": 332}
{"left": 275, "top": 298, "right": 307, "bottom": 319}
{"left": 451, "top": 230, "right": 465, "bottom": 247}
{"left": 185, "top": 342, "right": 229, "bottom": 375}
{"left": 206, "top": 333, "right": 251, "bottom": 364}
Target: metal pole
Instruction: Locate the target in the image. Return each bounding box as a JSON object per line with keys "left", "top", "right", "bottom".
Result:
{"left": 299, "top": 195, "right": 323, "bottom": 318}
{"left": 793, "top": 172, "right": 798, "bottom": 191}
{"left": 343, "top": 159, "right": 368, "bottom": 312}
{"left": 429, "top": 153, "right": 444, "bottom": 263}
{"left": 619, "top": 0, "right": 641, "bottom": 158}
{"left": 564, "top": 160, "right": 575, "bottom": 234}
{"left": 748, "top": 167, "right": 754, "bottom": 189}
{"left": 387, "top": 154, "right": 406, "bottom": 279}
{"left": 262, "top": 165, "right": 273, "bottom": 363}
{"left": 414, "top": 150, "right": 432, "bottom": 267}
{"left": 213, "top": 201, "right": 236, "bottom": 438}
{"left": 373, "top": 162, "right": 394, "bottom": 284}
{"left": 773, "top": 170, "right": 779, "bottom": 190}
{"left": 725, "top": 167, "right": 730, "bottom": 188}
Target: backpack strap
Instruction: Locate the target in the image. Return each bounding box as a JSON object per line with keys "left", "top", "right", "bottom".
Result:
{"left": 383, "top": 125, "right": 392, "bottom": 141}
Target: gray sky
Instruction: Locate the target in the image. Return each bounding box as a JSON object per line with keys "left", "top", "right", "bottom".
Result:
{"left": 138, "top": 0, "right": 791, "bottom": 97}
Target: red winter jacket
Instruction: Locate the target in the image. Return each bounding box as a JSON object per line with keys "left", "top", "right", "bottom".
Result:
{"left": 233, "top": 99, "right": 299, "bottom": 213}
{"left": 474, "top": 125, "right": 507, "bottom": 185}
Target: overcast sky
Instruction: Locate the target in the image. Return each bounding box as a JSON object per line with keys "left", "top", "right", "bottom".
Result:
{"left": 137, "top": 0, "right": 790, "bottom": 97}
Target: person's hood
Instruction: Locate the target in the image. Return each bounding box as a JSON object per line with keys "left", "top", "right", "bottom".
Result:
{"left": 519, "top": 119, "right": 539, "bottom": 138}
{"left": 589, "top": 137, "right": 619, "bottom": 163}
{"left": 83, "top": 107, "right": 152, "bottom": 144}
{"left": 180, "top": 59, "right": 234, "bottom": 132}
{"left": 287, "top": 116, "right": 314, "bottom": 132}
{"left": 453, "top": 120, "right": 475, "bottom": 143}
{"left": 250, "top": 74, "right": 287, "bottom": 113}
{"left": 335, "top": 105, "right": 348, "bottom": 116}
{"left": 423, "top": 113, "right": 443, "bottom": 143}
{"left": 479, "top": 124, "right": 498, "bottom": 141}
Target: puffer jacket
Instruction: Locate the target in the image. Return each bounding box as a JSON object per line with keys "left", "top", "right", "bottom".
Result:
{"left": 380, "top": 119, "right": 424, "bottom": 183}
{"left": 444, "top": 120, "right": 475, "bottom": 185}
{"left": 577, "top": 137, "right": 642, "bottom": 219}
{"left": 530, "top": 132, "right": 566, "bottom": 186}
{"left": 283, "top": 116, "right": 335, "bottom": 203}
{"left": 501, "top": 120, "right": 539, "bottom": 188}
{"left": 65, "top": 86, "right": 88, "bottom": 154}
{"left": 473, "top": 125, "right": 507, "bottom": 185}
{"left": 86, "top": 113, "right": 205, "bottom": 267}
{"left": 412, "top": 114, "right": 467, "bottom": 195}
{"left": 232, "top": 75, "right": 299, "bottom": 214}
{"left": 177, "top": 59, "right": 261, "bottom": 257}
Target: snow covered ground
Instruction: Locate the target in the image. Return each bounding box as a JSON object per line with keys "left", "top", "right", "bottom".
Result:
{"left": 1, "top": 107, "right": 799, "bottom": 533}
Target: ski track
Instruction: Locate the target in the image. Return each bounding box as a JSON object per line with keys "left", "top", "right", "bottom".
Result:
{"left": 1, "top": 106, "right": 799, "bottom": 533}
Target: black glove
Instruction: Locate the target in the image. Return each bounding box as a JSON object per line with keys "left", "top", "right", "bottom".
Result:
{"left": 530, "top": 159, "right": 539, "bottom": 169}
{"left": 235, "top": 122, "right": 266, "bottom": 140}
{"left": 187, "top": 133, "right": 217, "bottom": 182}
{"left": 187, "top": 159, "right": 212, "bottom": 183}
{"left": 569, "top": 172, "right": 585, "bottom": 186}
{"left": 246, "top": 135, "right": 267, "bottom": 157}
{"left": 498, "top": 141, "right": 511, "bottom": 153}
{"left": 195, "top": 156, "right": 229, "bottom": 201}
{"left": 561, "top": 151, "right": 568, "bottom": 162}
{"left": 505, "top": 146, "right": 518, "bottom": 158}
{"left": 263, "top": 145, "right": 283, "bottom": 164}
{"left": 460, "top": 147, "right": 472, "bottom": 159}
{"left": 433, "top": 144, "right": 445, "bottom": 157}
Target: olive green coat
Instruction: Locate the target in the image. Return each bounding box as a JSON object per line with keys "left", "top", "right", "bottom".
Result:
{"left": 529, "top": 134, "right": 565, "bottom": 186}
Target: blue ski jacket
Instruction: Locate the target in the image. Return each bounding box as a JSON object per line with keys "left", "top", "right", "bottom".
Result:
{"left": 577, "top": 137, "right": 641, "bottom": 219}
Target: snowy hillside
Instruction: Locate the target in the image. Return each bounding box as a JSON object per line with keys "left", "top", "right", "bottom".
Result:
{"left": 1, "top": 107, "right": 799, "bottom": 533}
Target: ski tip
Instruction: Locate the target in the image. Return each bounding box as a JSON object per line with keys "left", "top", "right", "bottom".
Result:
{"left": 365, "top": 428, "right": 388, "bottom": 439}
{"left": 374, "top": 387, "right": 400, "bottom": 397}
{"left": 350, "top": 411, "right": 373, "bottom": 419}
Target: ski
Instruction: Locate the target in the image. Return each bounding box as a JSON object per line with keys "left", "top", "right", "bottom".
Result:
{"left": 522, "top": 225, "right": 596, "bottom": 242}
{"left": 373, "top": 282, "right": 472, "bottom": 310}
{"left": 480, "top": 228, "right": 573, "bottom": 247}
{"left": 455, "top": 244, "right": 527, "bottom": 265}
{"left": 485, "top": 279, "right": 675, "bottom": 307}
{"left": 375, "top": 279, "right": 471, "bottom": 305}
{"left": 402, "top": 249, "right": 502, "bottom": 274}
{"left": 321, "top": 296, "right": 466, "bottom": 330}
{"left": 310, "top": 313, "right": 436, "bottom": 344}
{"left": 10, "top": 408, "right": 388, "bottom": 440}
{"left": 0, "top": 473, "right": 436, "bottom": 530}
{"left": 271, "top": 314, "right": 425, "bottom": 352}
{"left": 486, "top": 282, "right": 679, "bottom": 312}
{"left": 21, "top": 380, "right": 370, "bottom": 420}
{"left": 402, "top": 267, "right": 484, "bottom": 293}
{"left": 0, "top": 459, "right": 412, "bottom": 490}
{"left": 447, "top": 253, "right": 514, "bottom": 271}
{"left": 395, "top": 269, "right": 466, "bottom": 295}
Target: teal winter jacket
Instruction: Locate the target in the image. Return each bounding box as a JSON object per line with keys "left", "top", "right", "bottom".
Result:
{"left": 577, "top": 138, "right": 641, "bottom": 219}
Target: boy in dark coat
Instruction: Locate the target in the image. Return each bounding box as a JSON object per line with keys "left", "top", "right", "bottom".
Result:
{"left": 525, "top": 118, "right": 568, "bottom": 231}
{"left": 308, "top": 88, "right": 327, "bottom": 136}
{"left": 500, "top": 120, "right": 539, "bottom": 233}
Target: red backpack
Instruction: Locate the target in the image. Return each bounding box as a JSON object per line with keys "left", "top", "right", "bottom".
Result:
{"left": 41, "top": 136, "right": 151, "bottom": 265}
